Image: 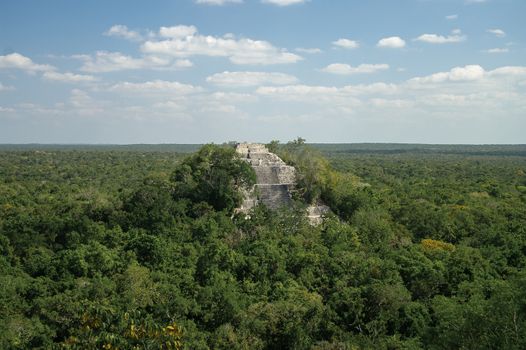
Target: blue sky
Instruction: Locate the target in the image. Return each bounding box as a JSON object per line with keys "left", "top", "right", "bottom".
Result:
{"left": 0, "top": 0, "right": 525, "bottom": 144}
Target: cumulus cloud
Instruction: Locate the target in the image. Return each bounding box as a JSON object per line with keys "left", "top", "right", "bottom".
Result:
{"left": 159, "top": 25, "right": 198, "bottom": 38}
{"left": 377, "top": 36, "right": 406, "bottom": 48}
{"left": 209, "top": 91, "right": 257, "bottom": 103}
{"left": 0, "top": 53, "right": 54, "bottom": 72}
{"left": 108, "top": 80, "right": 203, "bottom": 95}
{"left": 104, "top": 25, "right": 143, "bottom": 41}
{"left": 17, "top": 89, "right": 109, "bottom": 117}
{"left": 485, "top": 48, "right": 509, "bottom": 54}
{"left": 174, "top": 59, "right": 194, "bottom": 68}
{"left": 295, "top": 48, "right": 322, "bottom": 54}
{"left": 488, "top": 66, "right": 526, "bottom": 76}
{"left": 0, "top": 82, "right": 14, "bottom": 91}
{"left": 253, "top": 64, "right": 526, "bottom": 122}
{"left": 0, "top": 106, "right": 15, "bottom": 113}
{"left": 415, "top": 30, "right": 466, "bottom": 44}
{"left": 407, "top": 65, "right": 526, "bottom": 85}
{"left": 195, "top": 0, "right": 243, "bottom": 4}
{"left": 8, "top": 62, "right": 526, "bottom": 141}
{"left": 256, "top": 85, "right": 340, "bottom": 100}
{"left": 206, "top": 71, "right": 298, "bottom": 87}
{"left": 77, "top": 52, "right": 168, "bottom": 72}
{"left": 487, "top": 28, "right": 506, "bottom": 37}
{"left": 261, "top": 0, "right": 307, "bottom": 6}
{"left": 332, "top": 38, "right": 359, "bottom": 49}
{"left": 409, "top": 65, "right": 485, "bottom": 83}
{"left": 446, "top": 14, "right": 458, "bottom": 20}
{"left": 321, "top": 63, "right": 389, "bottom": 75}
{"left": 75, "top": 51, "right": 191, "bottom": 72}
{"left": 69, "top": 89, "right": 98, "bottom": 110}
{"left": 43, "top": 71, "right": 97, "bottom": 83}
{"left": 141, "top": 25, "right": 302, "bottom": 65}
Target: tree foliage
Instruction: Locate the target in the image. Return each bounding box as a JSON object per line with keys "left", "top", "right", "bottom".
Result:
{"left": 1, "top": 143, "right": 526, "bottom": 348}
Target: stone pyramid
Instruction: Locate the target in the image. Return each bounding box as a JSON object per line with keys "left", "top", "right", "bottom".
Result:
{"left": 236, "top": 143, "right": 296, "bottom": 210}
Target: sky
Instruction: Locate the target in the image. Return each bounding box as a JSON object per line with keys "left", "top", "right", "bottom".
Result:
{"left": 0, "top": 0, "right": 525, "bottom": 144}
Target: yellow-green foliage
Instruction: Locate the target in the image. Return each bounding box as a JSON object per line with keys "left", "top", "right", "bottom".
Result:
{"left": 420, "top": 238, "right": 455, "bottom": 252}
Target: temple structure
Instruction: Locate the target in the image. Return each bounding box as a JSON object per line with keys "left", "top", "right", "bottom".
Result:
{"left": 236, "top": 143, "right": 295, "bottom": 210}
{"left": 236, "top": 143, "right": 330, "bottom": 224}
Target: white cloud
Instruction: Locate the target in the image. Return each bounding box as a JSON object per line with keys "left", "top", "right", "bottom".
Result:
{"left": 0, "top": 106, "right": 15, "bottom": 113}
{"left": 415, "top": 30, "right": 466, "bottom": 44}
{"left": 199, "top": 103, "right": 238, "bottom": 114}
{"left": 0, "top": 82, "right": 14, "bottom": 91}
{"left": 0, "top": 53, "right": 54, "bottom": 72}
{"left": 341, "top": 83, "right": 399, "bottom": 95}
{"left": 75, "top": 51, "right": 190, "bottom": 72}
{"left": 408, "top": 65, "right": 526, "bottom": 84}
{"left": 152, "top": 100, "right": 186, "bottom": 111}
{"left": 26, "top": 89, "right": 108, "bottom": 117}
{"left": 209, "top": 91, "right": 257, "bottom": 103}
{"left": 104, "top": 25, "right": 143, "bottom": 41}
{"left": 409, "top": 65, "right": 485, "bottom": 83}
{"left": 174, "top": 59, "right": 194, "bottom": 68}
{"left": 446, "top": 14, "right": 458, "bottom": 20}
{"left": 485, "top": 48, "right": 509, "bottom": 54}
{"left": 152, "top": 91, "right": 255, "bottom": 120}
{"left": 108, "top": 80, "right": 202, "bottom": 95}
{"left": 488, "top": 66, "right": 526, "bottom": 76}
{"left": 256, "top": 85, "right": 341, "bottom": 102}
{"left": 206, "top": 71, "right": 298, "bottom": 87}
{"left": 159, "top": 25, "right": 198, "bottom": 39}
{"left": 448, "top": 65, "right": 486, "bottom": 81}
{"left": 321, "top": 63, "right": 389, "bottom": 75}
{"left": 253, "top": 64, "right": 526, "bottom": 123}
{"left": 77, "top": 52, "right": 164, "bottom": 72}
{"left": 261, "top": 0, "right": 307, "bottom": 6}
{"left": 142, "top": 26, "right": 302, "bottom": 65}
{"left": 7, "top": 63, "right": 526, "bottom": 141}
{"left": 195, "top": 0, "right": 243, "bottom": 4}
{"left": 43, "top": 71, "right": 97, "bottom": 83}
{"left": 370, "top": 98, "right": 414, "bottom": 109}
{"left": 377, "top": 36, "right": 406, "bottom": 48}
{"left": 70, "top": 89, "right": 96, "bottom": 109}
{"left": 295, "top": 47, "right": 322, "bottom": 54}
{"left": 332, "top": 38, "right": 359, "bottom": 49}
{"left": 487, "top": 28, "right": 506, "bottom": 37}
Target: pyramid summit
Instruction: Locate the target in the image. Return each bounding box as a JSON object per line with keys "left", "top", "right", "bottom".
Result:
{"left": 236, "top": 143, "right": 296, "bottom": 211}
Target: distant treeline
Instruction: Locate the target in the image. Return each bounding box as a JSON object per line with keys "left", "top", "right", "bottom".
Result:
{"left": 311, "top": 143, "right": 526, "bottom": 157}
{"left": 0, "top": 144, "right": 203, "bottom": 153}
{"left": 2, "top": 143, "right": 525, "bottom": 157}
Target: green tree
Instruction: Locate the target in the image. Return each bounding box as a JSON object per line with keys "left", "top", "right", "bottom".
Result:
{"left": 171, "top": 144, "right": 256, "bottom": 213}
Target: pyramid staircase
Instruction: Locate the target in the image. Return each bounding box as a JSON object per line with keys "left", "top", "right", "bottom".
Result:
{"left": 236, "top": 143, "right": 295, "bottom": 210}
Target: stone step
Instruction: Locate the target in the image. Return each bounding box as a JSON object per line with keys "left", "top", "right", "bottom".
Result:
{"left": 236, "top": 143, "right": 294, "bottom": 210}
{"left": 254, "top": 166, "right": 279, "bottom": 184}
{"left": 245, "top": 153, "right": 285, "bottom": 167}
{"left": 253, "top": 166, "right": 295, "bottom": 184}
{"left": 276, "top": 166, "right": 295, "bottom": 184}
{"left": 257, "top": 184, "right": 292, "bottom": 209}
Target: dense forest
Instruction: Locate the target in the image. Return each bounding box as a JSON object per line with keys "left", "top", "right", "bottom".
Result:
{"left": 1, "top": 142, "right": 526, "bottom": 349}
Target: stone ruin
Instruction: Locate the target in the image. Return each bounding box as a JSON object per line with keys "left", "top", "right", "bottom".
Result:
{"left": 236, "top": 142, "right": 296, "bottom": 211}
{"left": 236, "top": 143, "right": 330, "bottom": 224}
